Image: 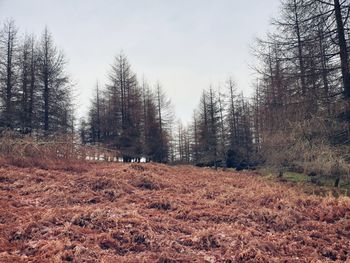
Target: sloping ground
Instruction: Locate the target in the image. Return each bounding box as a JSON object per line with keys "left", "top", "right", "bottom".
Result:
{"left": 0, "top": 163, "right": 349, "bottom": 262}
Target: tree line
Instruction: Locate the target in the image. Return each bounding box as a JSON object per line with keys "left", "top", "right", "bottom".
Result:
{"left": 172, "top": 82, "right": 254, "bottom": 169}
{"left": 1, "top": 0, "right": 349, "bottom": 172}
{"left": 250, "top": 0, "right": 350, "bottom": 180}
{"left": 79, "top": 54, "right": 174, "bottom": 162}
{"left": 0, "top": 19, "right": 73, "bottom": 136}
{"left": 0, "top": 19, "right": 176, "bottom": 163}
{"left": 171, "top": 0, "right": 350, "bottom": 175}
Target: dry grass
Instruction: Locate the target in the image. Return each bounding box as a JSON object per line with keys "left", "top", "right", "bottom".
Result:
{"left": 0, "top": 131, "right": 119, "bottom": 173}
{"left": 260, "top": 118, "right": 350, "bottom": 182}
{"left": 0, "top": 162, "right": 350, "bottom": 262}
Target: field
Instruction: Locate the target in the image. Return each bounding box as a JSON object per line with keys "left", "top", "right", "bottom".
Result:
{"left": 0, "top": 162, "right": 350, "bottom": 262}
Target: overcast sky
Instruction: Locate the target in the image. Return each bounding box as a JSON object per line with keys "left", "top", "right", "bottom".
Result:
{"left": 0, "top": 0, "right": 280, "bottom": 123}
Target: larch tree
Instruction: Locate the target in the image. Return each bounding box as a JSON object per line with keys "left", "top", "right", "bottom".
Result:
{"left": 105, "top": 53, "right": 143, "bottom": 160}
{"left": 0, "top": 19, "right": 19, "bottom": 128}
{"left": 37, "top": 28, "right": 73, "bottom": 135}
{"left": 155, "top": 83, "right": 174, "bottom": 163}
{"left": 18, "top": 34, "right": 39, "bottom": 133}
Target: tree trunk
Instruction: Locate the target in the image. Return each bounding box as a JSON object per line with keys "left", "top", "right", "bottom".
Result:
{"left": 334, "top": 0, "right": 350, "bottom": 99}
{"left": 293, "top": 0, "right": 307, "bottom": 96}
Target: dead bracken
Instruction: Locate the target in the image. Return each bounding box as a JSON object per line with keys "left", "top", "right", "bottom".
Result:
{"left": 0, "top": 162, "right": 350, "bottom": 262}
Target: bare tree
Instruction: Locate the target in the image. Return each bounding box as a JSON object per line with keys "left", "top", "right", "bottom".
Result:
{"left": 0, "top": 20, "right": 18, "bottom": 128}
{"left": 37, "top": 28, "right": 73, "bottom": 135}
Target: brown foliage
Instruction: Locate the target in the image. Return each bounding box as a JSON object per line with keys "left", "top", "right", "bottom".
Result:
{"left": 0, "top": 162, "right": 350, "bottom": 262}
{"left": 261, "top": 118, "right": 350, "bottom": 180}
{"left": 0, "top": 131, "right": 120, "bottom": 172}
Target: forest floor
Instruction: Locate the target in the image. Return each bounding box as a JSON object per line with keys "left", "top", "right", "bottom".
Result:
{"left": 259, "top": 168, "right": 350, "bottom": 198}
{"left": 0, "top": 162, "right": 350, "bottom": 262}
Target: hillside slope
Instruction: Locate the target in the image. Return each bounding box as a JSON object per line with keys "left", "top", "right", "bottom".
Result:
{"left": 0, "top": 163, "right": 349, "bottom": 262}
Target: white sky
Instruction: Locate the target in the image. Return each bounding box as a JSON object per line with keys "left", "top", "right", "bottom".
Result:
{"left": 0, "top": 0, "right": 280, "bottom": 123}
